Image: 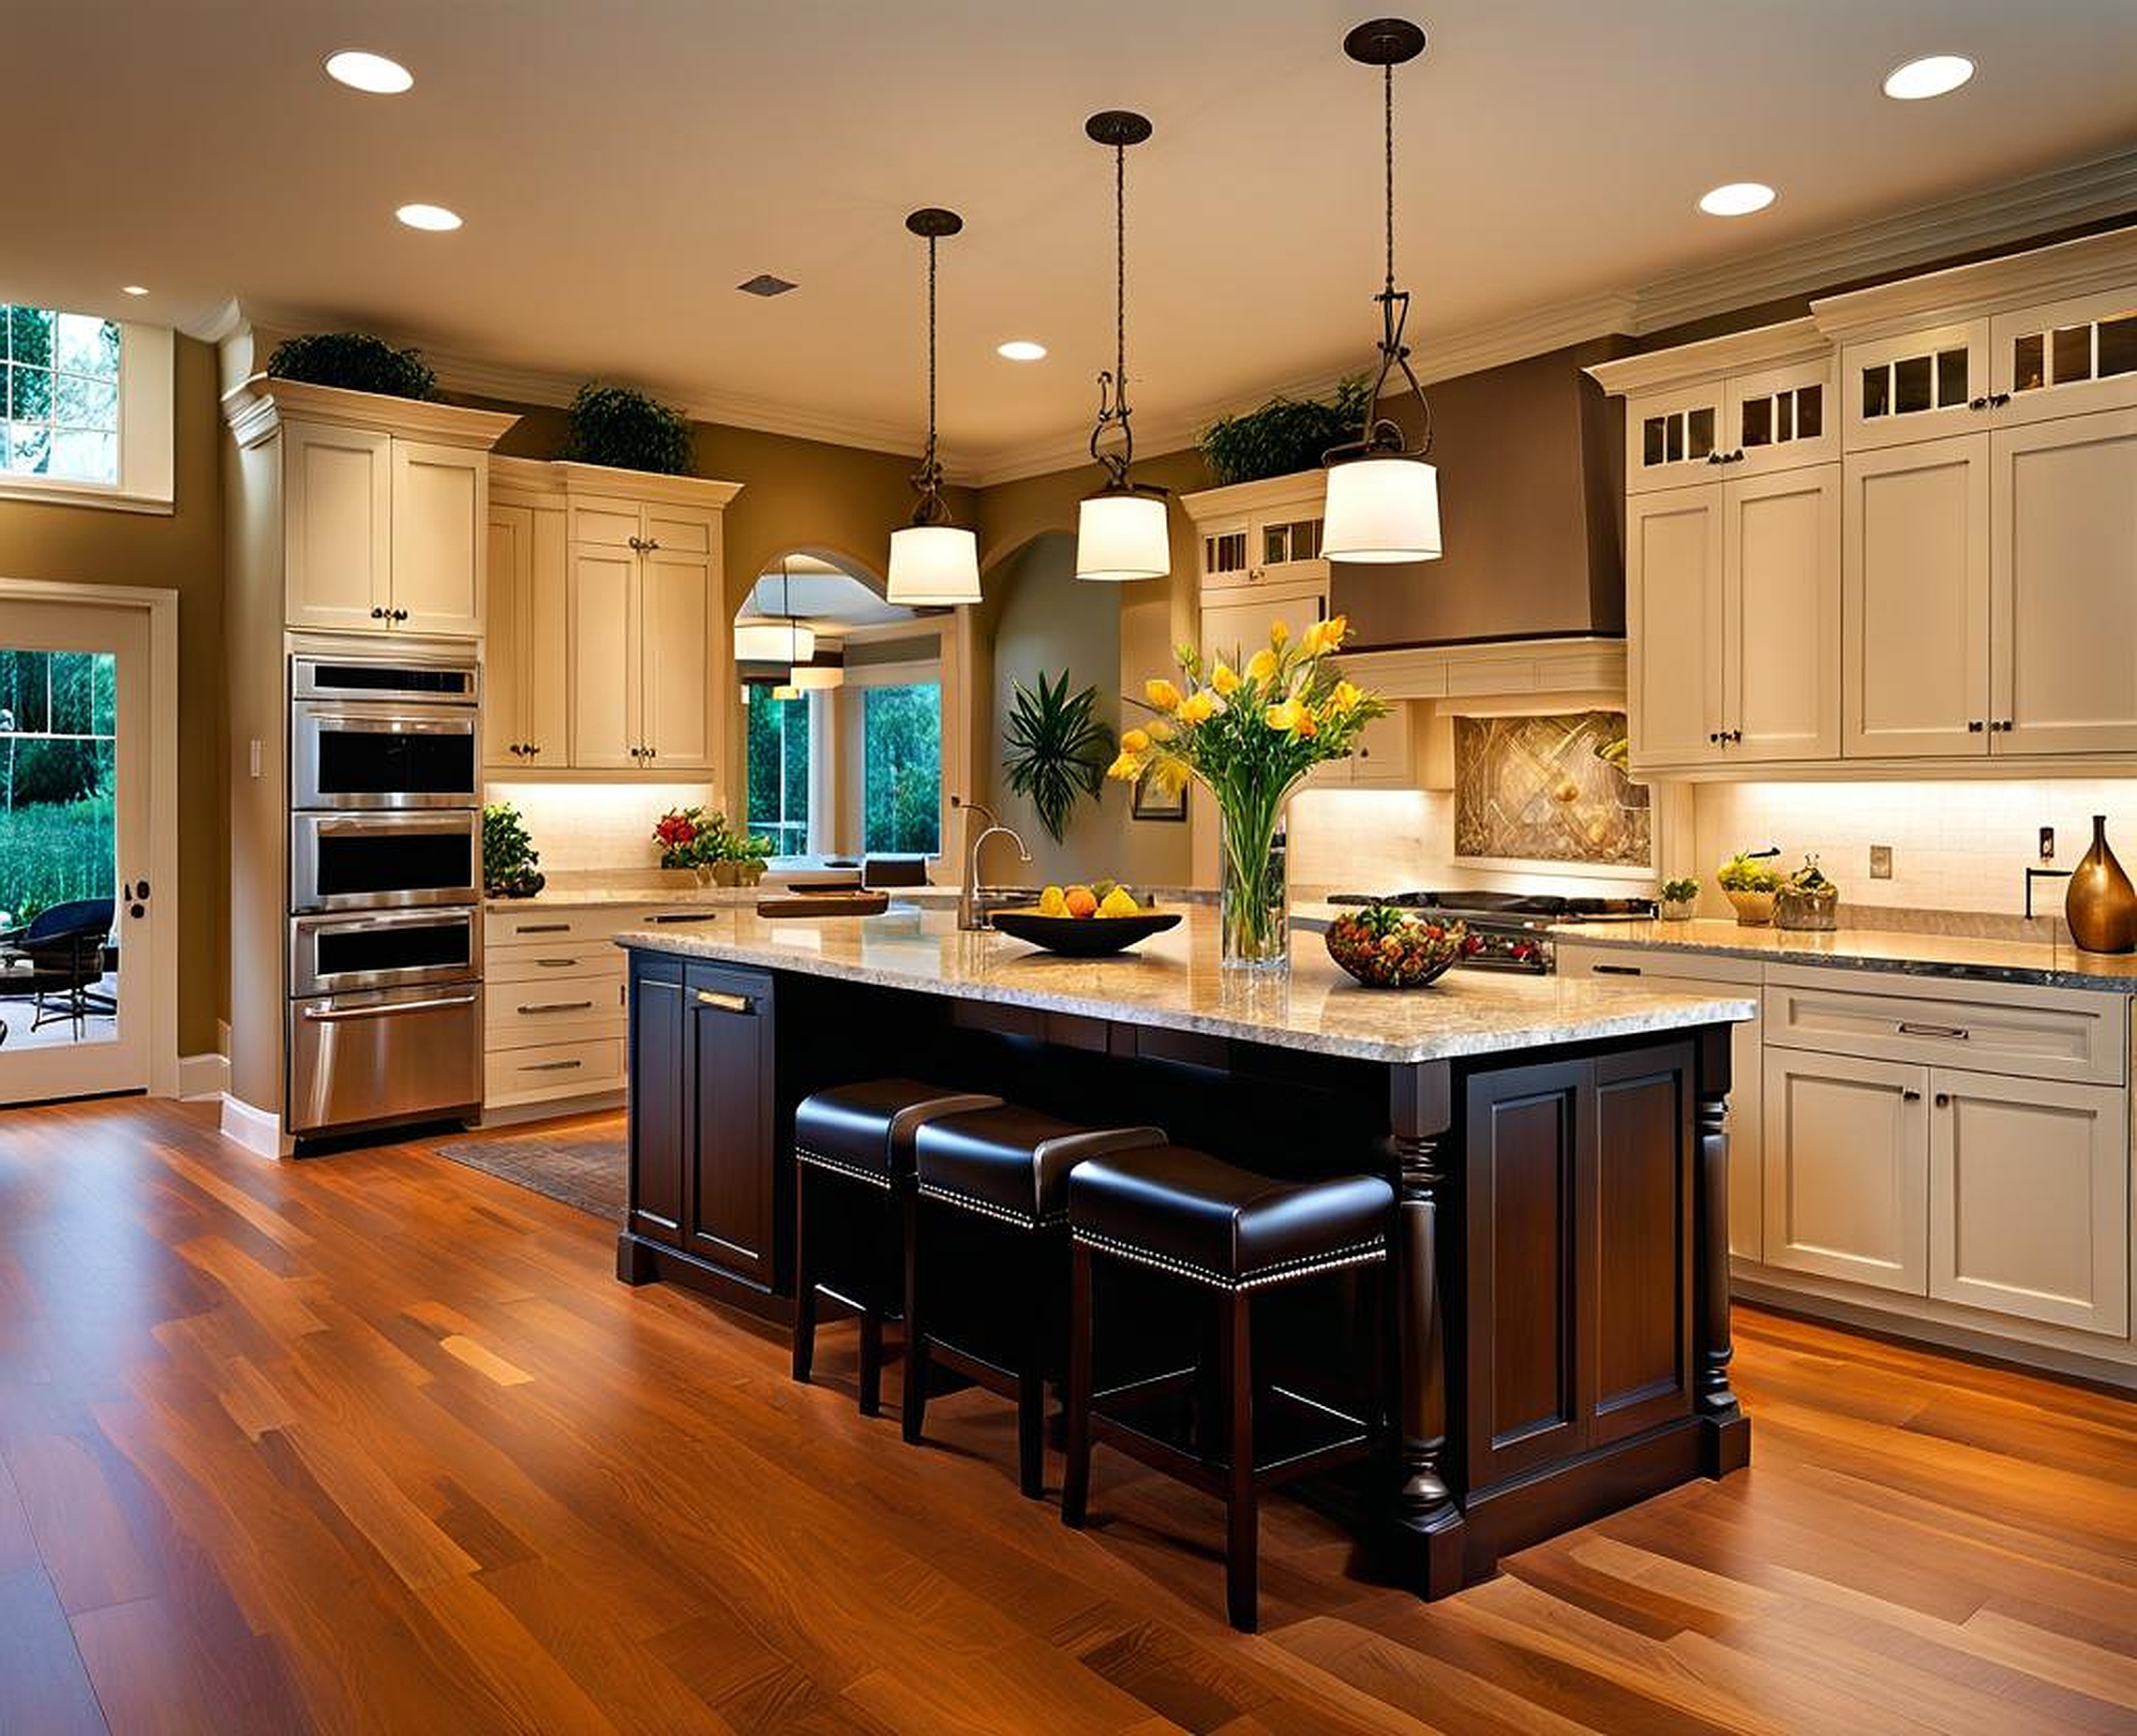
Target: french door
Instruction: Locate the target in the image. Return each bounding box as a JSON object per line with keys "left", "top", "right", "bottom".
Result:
{"left": 0, "top": 598, "right": 153, "bottom": 1102}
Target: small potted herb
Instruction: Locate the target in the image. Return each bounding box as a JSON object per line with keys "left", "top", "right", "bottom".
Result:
{"left": 724, "top": 828, "right": 774, "bottom": 886}
{"left": 483, "top": 802, "right": 545, "bottom": 899}
{"left": 1717, "top": 851, "right": 1785, "bottom": 926}
{"left": 1658, "top": 877, "right": 1700, "bottom": 921}
{"left": 1776, "top": 856, "right": 1840, "bottom": 932}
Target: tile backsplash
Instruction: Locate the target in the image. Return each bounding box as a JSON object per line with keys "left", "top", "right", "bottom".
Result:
{"left": 485, "top": 781, "right": 722, "bottom": 874}
{"left": 1691, "top": 778, "right": 2137, "bottom": 918}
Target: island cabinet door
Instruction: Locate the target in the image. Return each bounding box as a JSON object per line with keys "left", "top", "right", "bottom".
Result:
{"left": 627, "top": 955, "right": 688, "bottom": 1248}
{"left": 1462, "top": 1043, "right": 1696, "bottom": 1490}
{"left": 682, "top": 964, "right": 778, "bottom": 1291}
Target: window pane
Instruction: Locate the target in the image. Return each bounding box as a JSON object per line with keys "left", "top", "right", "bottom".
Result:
{"left": 48, "top": 429, "right": 115, "bottom": 483}
{"left": 2101, "top": 313, "right": 2137, "bottom": 380}
{"left": 1862, "top": 367, "right": 1889, "bottom": 419}
{"left": 861, "top": 683, "right": 941, "bottom": 855}
{"left": 2053, "top": 323, "right": 2093, "bottom": 384}
{"left": 2012, "top": 332, "right": 2046, "bottom": 392}
{"left": 7, "top": 422, "right": 51, "bottom": 475}
{"left": 1894, "top": 354, "right": 1933, "bottom": 414}
{"left": 1687, "top": 406, "right": 1714, "bottom": 458}
{"left": 54, "top": 371, "right": 117, "bottom": 431}
{"left": 1935, "top": 347, "right": 1968, "bottom": 407}
{"left": 53, "top": 313, "right": 115, "bottom": 378}
{"left": 1739, "top": 398, "right": 1770, "bottom": 447}
{"left": 1642, "top": 415, "right": 1666, "bottom": 467}
{"left": 745, "top": 691, "right": 811, "bottom": 858}
{"left": 6, "top": 306, "right": 52, "bottom": 367}
{"left": 1797, "top": 382, "right": 1821, "bottom": 438}
{"left": 0, "top": 647, "right": 117, "bottom": 928}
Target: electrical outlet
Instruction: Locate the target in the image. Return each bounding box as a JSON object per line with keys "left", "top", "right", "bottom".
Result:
{"left": 2040, "top": 825, "right": 2055, "bottom": 861}
{"left": 1869, "top": 844, "right": 1894, "bottom": 879}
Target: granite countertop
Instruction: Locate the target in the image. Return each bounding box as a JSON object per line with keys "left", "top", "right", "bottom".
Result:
{"left": 487, "top": 876, "right": 1219, "bottom": 912}
{"left": 1550, "top": 918, "right": 2137, "bottom": 995}
{"left": 613, "top": 903, "right": 1753, "bottom": 1067}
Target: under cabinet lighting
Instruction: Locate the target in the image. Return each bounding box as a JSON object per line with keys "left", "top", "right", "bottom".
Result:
{"left": 1884, "top": 54, "right": 1974, "bottom": 100}
{"left": 326, "top": 51, "right": 414, "bottom": 95}
{"left": 1697, "top": 182, "right": 1776, "bottom": 217}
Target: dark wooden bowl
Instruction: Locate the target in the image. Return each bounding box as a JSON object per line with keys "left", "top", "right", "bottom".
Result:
{"left": 989, "top": 910, "right": 1181, "bottom": 956}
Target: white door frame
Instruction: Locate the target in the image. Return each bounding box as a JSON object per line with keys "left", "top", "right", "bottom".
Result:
{"left": 0, "top": 576, "right": 181, "bottom": 1099}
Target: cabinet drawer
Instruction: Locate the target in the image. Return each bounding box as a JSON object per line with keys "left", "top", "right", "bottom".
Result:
{"left": 1764, "top": 967, "right": 2127, "bottom": 1085}
{"left": 487, "top": 945, "right": 625, "bottom": 985}
{"left": 487, "top": 973, "right": 627, "bottom": 1045}
{"left": 1555, "top": 943, "right": 1758, "bottom": 986}
{"left": 485, "top": 1038, "right": 624, "bottom": 1105}
{"left": 485, "top": 905, "right": 721, "bottom": 949}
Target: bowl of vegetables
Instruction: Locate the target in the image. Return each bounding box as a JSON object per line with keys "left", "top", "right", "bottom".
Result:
{"left": 1717, "top": 851, "right": 1784, "bottom": 926}
{"left": 1323, "top": 905, "right": 1469, "bottom": 989}
{"left": 1775, "top": 857, "right": 1839, "bottom": 931}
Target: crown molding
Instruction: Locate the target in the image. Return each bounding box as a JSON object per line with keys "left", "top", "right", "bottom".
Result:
{"left": 220, "top": 374, "right": 520, "bottom": 451}
{"left": 1585, "top": 316, "right": 1826, "bottom": 398}
{"left": 1809, "top": 221, "right": 2137, "bottom": 339}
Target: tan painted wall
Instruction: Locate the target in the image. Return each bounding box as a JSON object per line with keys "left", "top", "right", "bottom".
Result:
{"left": 0, "top": 335, "right": 227, "bottom": 1055}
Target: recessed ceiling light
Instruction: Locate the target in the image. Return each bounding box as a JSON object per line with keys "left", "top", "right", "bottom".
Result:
{"left": 1698, "top": 181, "right": 1776, "bottom": 217}
{"left": 396, "top": 202, "right": 462, "bottom": 232}
{"left": 121, "top": 285, "right": 149, "bottom": 297}
{"left": 996, "top": 339, "right": 1047, "bottom": 362}
{"left": 325, "top": 50, "right": 413, "bottom": 94}
{"left": 1883, "top": 53, "right": 1974, "bottom": 100}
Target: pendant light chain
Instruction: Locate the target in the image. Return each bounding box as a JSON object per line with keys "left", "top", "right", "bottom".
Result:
{"left": 925, "top": 230, "right": 939, "bottom": 487}
{"left": 1084, "top": 111, "right": 1152, "bottom": 491}
{"left": 1114, "top": 138, "right": 1128, "bottom": 424}
{"left": 1382, "top": 63, "right": 1397, "bottom": 299}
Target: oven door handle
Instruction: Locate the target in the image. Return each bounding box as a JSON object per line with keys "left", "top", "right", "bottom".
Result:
{"left": 303, "top": 993, "right": 479, "bottom": 1023}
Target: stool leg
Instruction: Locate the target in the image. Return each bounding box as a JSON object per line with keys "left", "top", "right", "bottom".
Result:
{"left": 902, "top": 1191, "right": 930, "bottom": 1444}
{"left": 790, "top": 1164, "right": 817, "bottom": 1384}
{"left": 1223, "top": 1287, "right": 1259, "bottom": 1633}
{"left": 1061, "top": 1243, "right": 1095, "bottom": 1528}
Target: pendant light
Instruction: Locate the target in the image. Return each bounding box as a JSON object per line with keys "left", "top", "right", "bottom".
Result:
{"left": 733, "top": 557, "right": 817, "bottom": 665}
{"left": 1075, "top": 111, "right": 1170, "bottom": 582}
{"left": 887, "top": 207, "right": 981, "bottom": 605}
{"left": 1322, "top": 19, "right": 1442, "bottom": 564}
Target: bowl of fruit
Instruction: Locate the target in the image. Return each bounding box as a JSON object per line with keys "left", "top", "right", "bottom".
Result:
{"left": 990, "top": 882, "right": 1182, "bottom": 956}
{"left": 1323, "top": 905, "right": 1469, "bottom": 989}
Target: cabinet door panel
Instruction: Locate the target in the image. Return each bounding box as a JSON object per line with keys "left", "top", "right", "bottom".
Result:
{"left": 1725, "top": 353, "right": 1839, "bottom": 478}
{"left": 1992, "top": 409, "right": 2137, "bottom": 755}
{"left": 640, "top": 548, "right": 715, "bottom": 771}
{"left": 1841, "top": 321, "right": 1989, "bottom": 451}
{"left": 1843, "top": 435, "right": 1992, "bottom": 758}
{"left": 1993, "top": 285, "right": 2137, "bottom": 426}
{"left": 525, "top": 507, "right": 571, "bottom": 763}
{"left": 1625, "top": 381, "right": 1727, "bottom": 494}
{"left": 285, "top": 421, "right": 391, "bottom": 632}
{"left": 1726, "top": 465, "right": 1839, "bottom": 761}
{"left": 1762, "top": 1050, "right": 1928, "bottom": 1295}
{"left": 684, "top": 965, "right": 777, "bottom": 1289}
{"left": 1626, "top": 485, "right": 1724, "bottom": 768}
{"left": 390, "top": 440, "right": 484, "bottom": 636}
{"left": 627, "top": 962, "right": 685, "bottom": 1247}
{"left": 484, "top": 505, "right": 532, "bottom": 771}
{"left": 569, "top": 549, "right": 639, "bottom": 769}
{"left": 1929, "top": 1070, "right": 2128, "bottom": 1336}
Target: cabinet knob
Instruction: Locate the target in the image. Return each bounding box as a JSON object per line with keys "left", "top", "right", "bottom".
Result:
{"left": 1968, "top": 396, "right": 1991, "bottom": 412}
{"left": 1990, "top": 392, "right": 2011, "bottom": 408}
{"left": 1967, "top": 720, "right": 1984, "bottom": 732}
{"left": 1935, "top": 1092, "right": 1951, "bottom": 1108}
{"left": 1726, "top": 728, "right": 1743, "bottom": 743}
{"left": 1708, "top": 731, "right": 1721, "bottom": 744}
{"left": 370, "top": 606, "right": 387, "bottom": 620}
{"left": 1902, "top": 1088, "right": 1921, "bottom": 1101}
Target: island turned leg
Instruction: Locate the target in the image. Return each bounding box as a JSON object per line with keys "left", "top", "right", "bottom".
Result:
{"left": 1694, "top": 1025, "right": 1751, "bottom": 1477}
{"left": 1387, "top": 1062, "right": 1464, "bottom": 1599}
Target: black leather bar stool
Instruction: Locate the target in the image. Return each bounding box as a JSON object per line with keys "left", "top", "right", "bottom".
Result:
{"left": 1061, "top": 1145, "right": 1395, "bottom": 1632}
{"left": 906, "top": 1106, "right": 1164, "bottom": 1496}
{"left": 791, "top": 1078, "right": 999, "bottom": 1414}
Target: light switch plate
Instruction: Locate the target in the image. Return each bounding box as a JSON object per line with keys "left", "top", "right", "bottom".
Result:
{"left": 1869, "top": 844, "right": 1893, "bottom": 879}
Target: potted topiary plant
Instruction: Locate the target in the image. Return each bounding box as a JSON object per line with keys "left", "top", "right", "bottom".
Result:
{"left": 725, "top": 829, "right": 774, "bottom": 886}
{"left": 1717, "top": 850, "right": 1785, "bottom": 926}
{"left": 482, "top": 801, "right": 545, "bottom": 898}
{"left": 1197, "top": 377, "right": 1370, "bottom": 486}
{"left": 563, "top": 383, "right": 695, "bottom": 475}
{"left": 1658, "top": 876, "right": 1700, "bottom": 921}
{"left": 267, "top": 332, "right": 441, "bottom": 401}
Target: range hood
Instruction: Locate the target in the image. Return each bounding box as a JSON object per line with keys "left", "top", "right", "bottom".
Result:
{"left": 1330, "top": 336, "right": 1633, "bottom": 655}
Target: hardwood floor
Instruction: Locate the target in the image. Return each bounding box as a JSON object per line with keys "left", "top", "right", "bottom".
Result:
{"left": 1, "top": 1097, "right": 2132, "bottom": 1734}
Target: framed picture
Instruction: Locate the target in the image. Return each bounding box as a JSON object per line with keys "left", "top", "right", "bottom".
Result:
{"left": 1132, "top": 778, "right": 1188, "bottom": 823}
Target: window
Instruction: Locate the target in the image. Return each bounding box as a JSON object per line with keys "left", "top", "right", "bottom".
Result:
{"left": 0, "top": 307, "right": 172, "bottom": 512}
{"left": 0, "top": 649, "right": 118, "bottom": 924}
{"left": 745, "top": 690, "right": 812, "bottom": 857}
{"left": 862, "top": 682, "right": 941, "bottom": 854}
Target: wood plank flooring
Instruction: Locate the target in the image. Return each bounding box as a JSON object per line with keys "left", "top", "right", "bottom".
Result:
{"left": 0, "top": 1096, "right": 2131, "bottom": 1734}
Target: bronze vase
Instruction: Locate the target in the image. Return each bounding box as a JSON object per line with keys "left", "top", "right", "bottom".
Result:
{"left": 2066, "top": 815, "right": 2137, "bottom": 953}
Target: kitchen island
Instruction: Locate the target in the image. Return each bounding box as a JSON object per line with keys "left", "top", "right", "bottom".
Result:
{"left": 616, "top": 903, "right": 1756, "bottom": 1595}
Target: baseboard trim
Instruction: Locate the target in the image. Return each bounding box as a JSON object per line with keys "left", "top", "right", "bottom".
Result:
{"left": 475, "top": 1090, "right": 626, "bottom": 1130}
{"left": 179, "top": 1052, "right": 230, "bottom": 1101}
{"left": 218, "top": 1092, "right": 290, "bottom": 1159}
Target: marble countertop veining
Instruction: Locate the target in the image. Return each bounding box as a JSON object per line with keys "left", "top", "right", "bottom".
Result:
{"left": 613, "top": 903, "right": 1753, "bottom": 1067}
{"left": 1549, "top": 919, "right": 2137, "bottom": 994}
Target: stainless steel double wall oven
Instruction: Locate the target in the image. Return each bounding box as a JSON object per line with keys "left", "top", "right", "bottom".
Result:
{"left": 287, "top": 652, "right": 485, "bottom": 1138}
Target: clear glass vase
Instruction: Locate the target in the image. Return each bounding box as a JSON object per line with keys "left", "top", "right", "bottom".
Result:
{"left": 1218, "top": 801, "right": 1290, "bottom": 971}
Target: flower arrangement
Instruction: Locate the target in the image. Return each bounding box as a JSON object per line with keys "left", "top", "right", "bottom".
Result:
{"left": 1108, "top": 614, "right": 1389, "bottom": 967}
{"left": 653, "top": 805, "right": 728, "bottom": 871}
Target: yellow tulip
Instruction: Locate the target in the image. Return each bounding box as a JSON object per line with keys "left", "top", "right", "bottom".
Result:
{"left": 1210, "top": 662, "right": 1240, "bottom": 696}
{"left": 1322, "top": 612, "right": 1350, "bottom": 650}
{"left": 1146, "top": 718, "right": 1174, "bottom": 741}
{"left": 1178, "top": 690, "right": 1218, "bottom": 725}
{"left": 1120, "top": 727, "right": 1150, "bottom": 754}
{"left": 1295, "top": 710, "right": 1319, "bottom": 739}
{"left": 1143, "top": 678, "right": 1183, "bottom": 713}
{"left": 1332, "top": 679, "right": 1363, "bottom": 712}
{"left": 1105, "top": 751, "right": 1142, "bottom": 782}
{"left": 1244, "top": 648, "right": 1278, "bottom": 684}
{"left": 1269, "top": 618, "right": 1292, "bottom": 647}
{"left": 1264, "top": 699, "right": 1304, "bottom": 732}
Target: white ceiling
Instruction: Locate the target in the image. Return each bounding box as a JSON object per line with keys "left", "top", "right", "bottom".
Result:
{"left": 9, "top": 1, "right": 2137, "bottom": 479}
{"left": 742, "top": 557, "right": 916, "bottom": 633}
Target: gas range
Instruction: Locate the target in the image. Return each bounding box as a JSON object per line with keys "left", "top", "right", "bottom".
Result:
{"left": 1323, "top": 890, "right": 1657, "bottom": 975}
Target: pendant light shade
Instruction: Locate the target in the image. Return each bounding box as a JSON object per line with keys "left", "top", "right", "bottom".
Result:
{"left": 887, "top": 522, "right": 980, "bottom": 605}
{"left": 1075, "top": 488, "right": 1171, "bottom": 582}
{"left": 1076, "top": 110, "right": 1170, "bottom": 582}
{"left": 1323, "top": 456, "right": 1441, "bottom": 563}
{"left": 887, "top": 207, "right": 982, "bottom": 606}
{"left": 734, "top": 617, "right": 815, "bottom": 665}
{"left": 787, "top": 663, "right": 844, "bottom": 691}
{"left": 1322, "top": 19, "right": 1444, "bottom": 565}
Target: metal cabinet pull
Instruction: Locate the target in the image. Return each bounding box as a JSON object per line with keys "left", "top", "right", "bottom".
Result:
{"left": 1897, "top": 1021, "right": 1968, "bottom": 1039}
{"left": 695, "top": 989, "right": 754, "bottom": 1014}
{"left": 1902, "top": 1088, "right": 1922, "bottom": 1101}
{"left": 534, "top": 958, "right": 578, "bottom": 968}
{"left": 648, "top": 912, "right": 718, "bottom": 924}
{"left": 518, "top": 1000, "right": 594, "bottom": 1015}
{"left": 1592, "top": 964, "right": 1642, "bottom": 976}
{"left": 516, "top": 922, "right": 571, "bottom": 935}
{"left": 303, "top": 994, "right": 478, "bottom": 1023}
{"left": 1935, "top": 1092, "right": 1951, "bottom": 1108}
{"left": 520, "top": 1058, "right": 584, "bottom": 1073}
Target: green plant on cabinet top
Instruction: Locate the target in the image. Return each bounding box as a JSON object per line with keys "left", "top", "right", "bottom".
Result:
{"left": 266, "top": 332, "right": 441, "bottom": 401}
{"left": 1197, "top": 376, "right": 1369, "bottom": 486}
{"left": 563, "top": 383, "right": 695, "bottom": 475}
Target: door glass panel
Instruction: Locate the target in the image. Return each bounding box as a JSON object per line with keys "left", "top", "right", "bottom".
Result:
{"left": 1894, "top": 356, "right": 1933, "bottom": 414}
{"left": 745, "top": 690, "right": 811, "bottom": 858}
{"left": 1862, "top": 366, "right": 1890, "bottom": 419}
{"left": 1935, "top": 348, "right": 1969, "bottom": 407}
{"left": 1643, "top": 415, "right": 1666, "bottom": 466}
{"left": 1797, "top": 382, "right": 1821, "bottom": 438}
{"left": 861, "top": 682, "right": 941, "bottom": 855}
{"left": 1664, "top": 415, "right": 1682, "bottom": 462}
{"left": 2053, "top": 323, "right": 2094, "bottom": 384}
{"left": 0, "top": 647, "right": 119, "bottom": 1055}
{"left": 312, "top": 921, "right": 472, "bottom": 979}
{"left": 1263, "top": 524, "right": 1290, "bottom": 564}
{"left": 2012, "top": 332, "right": 2046, "bottom": 392}
{"left": 312, "top": 829, "right": 474, "bottom": 898}
{"left": 1776, "top": 393, "right": 1794, "bottom": 441}
{"left": 315, "top": 726, "right": 476, "bottom": 798}
{"left": 1741, "top": 397, "right": 1771, "bottom": 447}
{"left": 1687, "top": 407, "right": 1714, "bottom": 459}
{"left": 2100, "top": 313, "right": 2137, "bottom": 379}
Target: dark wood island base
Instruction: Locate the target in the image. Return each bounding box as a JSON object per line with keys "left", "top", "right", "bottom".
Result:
{"left": 616, "top": 920, "right": 1753, "bottom": 1602}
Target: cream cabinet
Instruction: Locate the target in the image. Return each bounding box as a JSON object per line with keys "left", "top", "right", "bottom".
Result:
{"left": 282, "top": 420, "right": 487, "bottom": 637}
{"left": 1762, "top": 1049, "right": 1931, "bottom": 1295}
{"left": 1181, "top": 472, "right": 1329, "bottom": 597}
{"left": 568, "top": 545, "right": 640, "bottom": 770}
{"left": 1625, "top": 465, "right": 1839, "bottom": 771}
{"left": 1839, "top": 320, "right": 1990, "bottom": 452}
{"left": 1624, "top": 349, "right": 1837, "bottom": 493}
{"left": 484, "top": 500, "right": 569, "bottom": 771}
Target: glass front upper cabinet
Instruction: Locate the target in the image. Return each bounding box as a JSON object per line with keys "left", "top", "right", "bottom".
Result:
{"left": 1624, "top": 381, "right": 1727, "bottom": 493}
{"left": 1723, "top": 353, "right": 1839, "bottom": 477}
{"left": 1841, "top": 320, "right": 1992, "bottom": 451}
{"left": 1993, "top": 283, "right": 2137, "bottom": 426}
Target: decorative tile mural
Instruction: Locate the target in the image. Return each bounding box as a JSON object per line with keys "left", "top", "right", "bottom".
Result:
{"left": 1453, "top": 711, "right": 1650, "bottom": 865}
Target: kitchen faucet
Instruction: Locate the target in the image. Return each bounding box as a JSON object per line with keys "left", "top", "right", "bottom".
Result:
{"left": 953, "top": 796, "right": 1033, "bottom": 931}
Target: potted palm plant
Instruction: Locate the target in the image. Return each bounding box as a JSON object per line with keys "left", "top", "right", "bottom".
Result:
{"left": 1003, "top": 670, "right": 1114, "bottom": 846}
